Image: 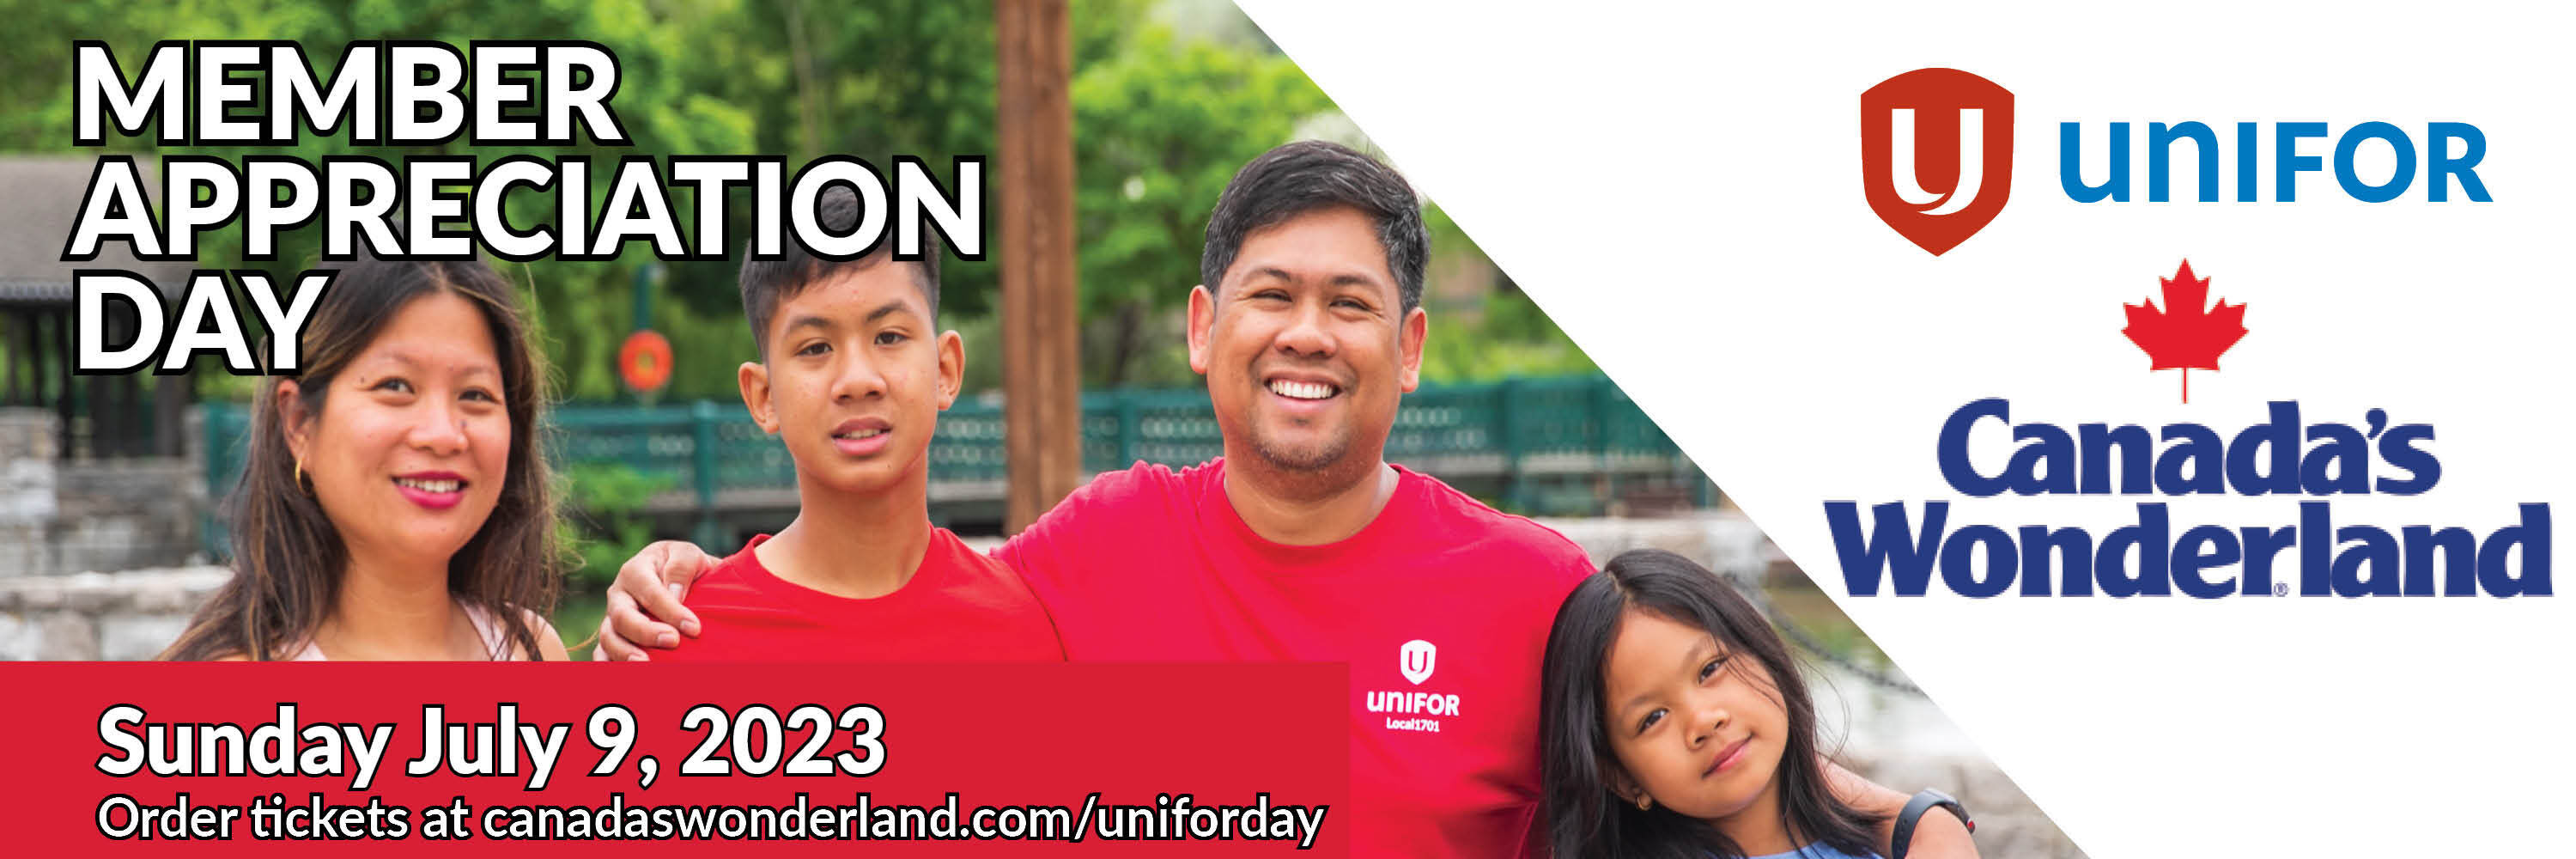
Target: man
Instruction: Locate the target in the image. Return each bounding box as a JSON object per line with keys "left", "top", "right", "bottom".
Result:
{"left": 599, "top": 141, "right": 1962, "bottom": 858}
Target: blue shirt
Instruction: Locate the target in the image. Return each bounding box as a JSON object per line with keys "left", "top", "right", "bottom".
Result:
{"left": 1747, "top": 844, "right": 1881, "bottom": 859}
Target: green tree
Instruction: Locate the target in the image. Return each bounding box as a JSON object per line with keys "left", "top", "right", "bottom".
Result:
{"left": 1070, "top": 25, "right": 1331, "bottom": 387}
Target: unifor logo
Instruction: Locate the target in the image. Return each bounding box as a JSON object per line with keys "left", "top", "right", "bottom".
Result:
{"left": 1399, "top": 639, "right": 1437, "bottom": 685}
{"left": 1862, "top": 68, "right": 2014, "bottom": 256}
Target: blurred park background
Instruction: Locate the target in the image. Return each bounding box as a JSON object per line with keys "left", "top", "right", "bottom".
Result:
{"left": 0, "top": 3, "right": 2076, "bottom": 852}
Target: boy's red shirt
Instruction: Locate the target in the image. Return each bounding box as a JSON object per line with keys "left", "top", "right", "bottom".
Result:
{"left": 656, "top": 528, "right": 1065, "bottom": 662}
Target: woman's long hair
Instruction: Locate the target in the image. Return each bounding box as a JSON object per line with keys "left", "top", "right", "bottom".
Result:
{"left": 163, "top": 258, "right": 562, "bottom": 661}
{"left": 1540, "top": 549, "right": 1884, "bottom": 859}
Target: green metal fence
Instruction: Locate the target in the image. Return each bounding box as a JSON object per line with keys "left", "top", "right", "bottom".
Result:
{"left": 201, "top": 373, "right": 1709, "bottom": 554}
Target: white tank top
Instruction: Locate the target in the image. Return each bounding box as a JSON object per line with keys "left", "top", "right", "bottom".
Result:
{"left": 289, "top": 600, "right": 516, "bottom": 661}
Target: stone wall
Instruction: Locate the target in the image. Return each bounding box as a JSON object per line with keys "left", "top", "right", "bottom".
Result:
{"left": 0, "top": 410, "right": 58, "bottom": 576}
{"left": 49, "top": 456, "right": 206, "bottom": 573}
{"left": 0, "top": 405, "right": 215, "bottom": 659}
{"left": 0, "top": 407, "right": 204, "bottom": 577}
{"left": 0, "top": 566, "right": 228, "bottom": 660}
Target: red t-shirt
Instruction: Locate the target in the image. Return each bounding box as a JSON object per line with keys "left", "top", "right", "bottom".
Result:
{"left": 659, "top": 528, "right": 1065, "bottom": 662}
{"left": 994, "top": 460, "right": 1594, "bottom": 858}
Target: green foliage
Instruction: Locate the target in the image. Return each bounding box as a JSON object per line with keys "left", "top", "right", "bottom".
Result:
{"left": 1070, "top": 24, "right": 1333, "bottom": 387}
{"left": 1419, "top": 288, "right": 1601, "bottom": 384}
{"left": 559, "top": 461, "right": 673, "bottom": 589}
{"left": 1416, "top": 208, "right": 1600, "bottom": 384}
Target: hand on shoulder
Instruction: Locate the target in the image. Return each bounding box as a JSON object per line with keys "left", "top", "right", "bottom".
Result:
{"left": 595, "top": 539, "right": 717, "bottom": 661}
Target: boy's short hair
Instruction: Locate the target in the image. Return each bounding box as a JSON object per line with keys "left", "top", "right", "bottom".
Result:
{"left": 739, "top": 185, "right": 941, "bottom": 356}
{"left": 1200, "top": 139, "right": 1428, "bottom": 313}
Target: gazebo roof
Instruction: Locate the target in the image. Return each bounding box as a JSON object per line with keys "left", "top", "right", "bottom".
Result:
{"left": 0, "top": 156, "right": 191, "bottom": 306}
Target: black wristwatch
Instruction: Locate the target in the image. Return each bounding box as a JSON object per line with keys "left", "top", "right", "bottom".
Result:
{"left": 1891, "top": 789, "right": 1973, "bottom": 859}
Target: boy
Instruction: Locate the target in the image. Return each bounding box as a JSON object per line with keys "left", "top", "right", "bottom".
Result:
{"left": 645, "top": 188, "right": 1062, "bottom": 662}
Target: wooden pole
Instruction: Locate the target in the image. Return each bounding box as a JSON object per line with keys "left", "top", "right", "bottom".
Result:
{"left": 994, "top": 0, "right": 1082, "bottom": 533}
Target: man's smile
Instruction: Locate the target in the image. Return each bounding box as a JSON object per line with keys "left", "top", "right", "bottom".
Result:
{"left": 1267, "top": 379, "right": 1340, "bottom": 400}
{"left": 1260, "top": 366, "right": 1351, "bottom": 409}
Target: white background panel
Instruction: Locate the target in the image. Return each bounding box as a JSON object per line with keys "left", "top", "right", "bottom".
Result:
{"left": 1240, "top": 2, "right": 2576, "bottom": 855}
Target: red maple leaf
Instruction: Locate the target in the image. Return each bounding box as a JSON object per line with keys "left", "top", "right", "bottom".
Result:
{"left": 2122, "top": 259, "right": 2245, "bottom": 404}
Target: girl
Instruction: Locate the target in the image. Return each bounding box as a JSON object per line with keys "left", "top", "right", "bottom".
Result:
{"left": 1542, "top": 549, "right": 1948, "bottom": 859}
{"left": 164, "top": 258, "right": 566, "bottom": 661}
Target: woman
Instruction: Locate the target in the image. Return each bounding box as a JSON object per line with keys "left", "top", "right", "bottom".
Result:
{"left": 164, "top": 257, "right": 567, "bottom": 661}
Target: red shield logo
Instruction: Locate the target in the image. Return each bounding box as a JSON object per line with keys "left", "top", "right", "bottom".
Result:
{"left": 1862, "top": 69, "right": 2014, "bottom": 255}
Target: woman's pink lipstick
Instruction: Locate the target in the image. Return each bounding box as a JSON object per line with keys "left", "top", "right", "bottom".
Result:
{"left": 392, "top": 472, "right": 467, "bottom": 509}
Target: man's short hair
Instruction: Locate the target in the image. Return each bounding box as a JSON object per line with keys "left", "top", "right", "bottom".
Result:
{"left": 739, "top": 185, "right": 941, "bottom": 356}
{"left": 1200, "top": 140, "right": 1429, "bottom": 313}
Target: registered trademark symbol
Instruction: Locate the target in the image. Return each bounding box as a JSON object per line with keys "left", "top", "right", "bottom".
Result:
{"left": 2274, "top": 582, "right": 2289, "bottom": 597}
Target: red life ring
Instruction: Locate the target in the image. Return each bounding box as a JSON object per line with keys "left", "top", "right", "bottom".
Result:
{"left": 618, "top": 330, "right": 673, "bottom": 393}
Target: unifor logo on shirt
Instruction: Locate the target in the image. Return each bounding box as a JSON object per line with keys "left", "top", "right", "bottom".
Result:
{"left": 1369, "top": 639, "right": 1460, "bottom": 734}
{"left": 1399, "top": 638, "right": 1437, "bottom": 685}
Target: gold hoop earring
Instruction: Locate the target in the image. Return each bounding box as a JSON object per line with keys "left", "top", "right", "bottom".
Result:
{"left": 1636, "top": 795, "right": 1651, "bottom": 811}
{"left": 293, "top": 457, "right": 309, "bottom": 491}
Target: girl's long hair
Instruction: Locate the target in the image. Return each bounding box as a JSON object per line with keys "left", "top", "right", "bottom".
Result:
{"left": 163, "top": 258, "right": 562, "bottom": 661}
{"left": 1540, "top": 549, "right": 1884, "bottom": 859}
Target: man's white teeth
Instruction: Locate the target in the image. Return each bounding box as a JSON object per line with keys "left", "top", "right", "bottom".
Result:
{"left": 835, "top": 428, "right": 889, "bottom": 440}
{"left": 1268, "top": 380, "right": 1336, "bottom": 400}
{"left": 394, "top": 478, "right": 461, "bottom": 493}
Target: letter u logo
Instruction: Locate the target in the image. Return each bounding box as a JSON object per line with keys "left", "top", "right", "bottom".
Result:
{"left": 1861, "top": 69, "right": 2015, "bottom": 255}
{"left": 1890, "top": 108, "right": 1984, "bottom": 216}
{"left": 1399, "top": 639, "right": 1437, "bottom": 685}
